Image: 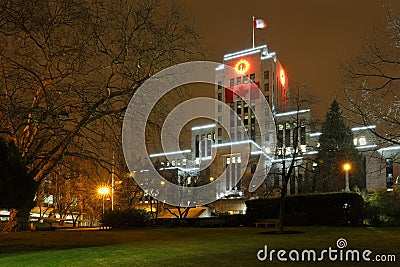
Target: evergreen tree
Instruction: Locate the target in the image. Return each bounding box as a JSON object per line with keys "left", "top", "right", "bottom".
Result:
{"left": 314, "top": 100, "right": 365, "bottom": 192}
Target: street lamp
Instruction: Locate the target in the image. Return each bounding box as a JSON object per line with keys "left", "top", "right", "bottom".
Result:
{"left": 97, "top": 186, "right": 110, "bottom": 215}
{"left": 160, "top": 180, "right": 165, "bottom": 203}
{"left": 343, "top": 163, "right": 351, "bottom": 192}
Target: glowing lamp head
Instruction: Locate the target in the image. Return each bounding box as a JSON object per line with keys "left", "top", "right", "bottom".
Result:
{"left": 280, "top": 68, "right": 286, "bottom": 87}
{"left": 97, "top": 186, "right": 110, "bottom": 195}
{"left": 235, "top": 59, "right": 250, "bottom": 74}
{"left": 343, "top": 163, "right": 351, "bottom": 171}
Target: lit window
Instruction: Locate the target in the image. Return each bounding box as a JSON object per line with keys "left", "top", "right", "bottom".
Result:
{"left": 171, "top": 160, "right": 175, "bottom": 166}
{"left": 359, "top": 136, "right": 367, "bottom": 146}
{"left": 250, "top": 73, "right": 255, "bottom": 82}
{"left": 353, "top": 138, "right": 358, "bottom": 146}
{"left": 226, "top": 158, "right": 231, "bottom": 164}
{"left": 237, "top": 101, "right": 242, "bottom": 114}
{"left": 264, "top": 71, "right": 269, "bottom": 79}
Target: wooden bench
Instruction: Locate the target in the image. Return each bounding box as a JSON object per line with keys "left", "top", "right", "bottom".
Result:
{"left": 254, "top": 219, "right": 279, "bottom": 229}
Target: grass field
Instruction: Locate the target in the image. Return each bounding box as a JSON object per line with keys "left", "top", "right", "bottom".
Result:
{"left": 0, "top": 226, "right": 399, "bottom": 266}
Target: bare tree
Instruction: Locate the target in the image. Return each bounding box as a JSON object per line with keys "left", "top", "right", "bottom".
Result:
{"left": 0, "top": 0, "right": 200, "bottom": 231}
{"left": 342, "top": 5, "right": 400, "bottom": 145}
{"left": 275, "top": 85, "right": 316, "bottom": 232}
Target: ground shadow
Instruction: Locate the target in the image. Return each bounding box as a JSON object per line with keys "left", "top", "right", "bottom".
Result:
{"left": 259, "top": 230, "right": 305, "bottom": 235}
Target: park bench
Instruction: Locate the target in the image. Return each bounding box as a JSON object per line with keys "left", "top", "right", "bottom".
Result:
{"left": 254, "top": 219, "right": 279, "bottom": 229}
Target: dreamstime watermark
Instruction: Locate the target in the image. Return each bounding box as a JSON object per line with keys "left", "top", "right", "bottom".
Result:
{"left": 257, "top": 238, "right": 397, "bottom": 263}
{"left": 122, "top": 61, "right": 276, "bottom": 207}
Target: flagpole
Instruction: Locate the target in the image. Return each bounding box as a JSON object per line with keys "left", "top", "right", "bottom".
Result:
{"left": 252, "top": 16, "right": 255, "bottom": 48}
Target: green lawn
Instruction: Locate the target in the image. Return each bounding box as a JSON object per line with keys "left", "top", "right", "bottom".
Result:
{"left": 0, "top": 227, "right": 399, "bottom": 266}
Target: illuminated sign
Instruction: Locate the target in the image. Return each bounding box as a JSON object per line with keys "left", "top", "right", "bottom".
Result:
{"left": 280, "top": 68, "right": 286, "bottom": 87}
{"left": 235, "top": 59, "right": 250, "bottom": 74}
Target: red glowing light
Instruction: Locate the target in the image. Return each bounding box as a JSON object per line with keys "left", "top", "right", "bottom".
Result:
{"left": 235, "top": 59, "right": 250, "bottom": 74}
{"left": 280, "top": 68, "right": 286, "bottom": 87}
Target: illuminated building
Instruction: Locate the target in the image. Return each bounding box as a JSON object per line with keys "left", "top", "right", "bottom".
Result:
{"left": 148, "top": 44, "right": 394, "bottom": 217}
{"left": 215, "top": 44, "right": 288, "bottom": 145}
{"left": 150, "top": 44, "right": 304, "bottom": 215}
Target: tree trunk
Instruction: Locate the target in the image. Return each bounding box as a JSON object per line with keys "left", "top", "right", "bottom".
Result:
{"left": 278, "top": 179, "right": 288, "bottom": 232}
{"left": 2, "top": 208, "right": 30, "bottom": 232}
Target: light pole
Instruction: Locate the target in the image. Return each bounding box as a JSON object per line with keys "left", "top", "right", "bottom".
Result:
{"left": 343, "top": 163, "right": 351, "bottom": 192}
{"left": 160, "top": 180, "right": 165, "bottom": 203}
{"left": 97, "top": 186, "right": 110, "bottom": 216}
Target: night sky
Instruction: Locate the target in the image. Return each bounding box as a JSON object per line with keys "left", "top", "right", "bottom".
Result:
{"left": 182, "top": 0, "right": 400, "bottom": 119}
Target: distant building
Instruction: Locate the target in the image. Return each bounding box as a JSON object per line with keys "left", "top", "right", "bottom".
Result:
{"left": 150, "top": 44, "right": 312, "bottom": 215}
{"left": 149, "top": 44, "right": 395, "bottom": 216}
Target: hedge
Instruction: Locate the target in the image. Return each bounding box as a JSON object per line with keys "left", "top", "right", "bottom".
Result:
{"left": 245, "top": 192, "right": 365, "bottom": 226}
{"left": 102, "top": 208, "right": 151, "bottom": 228}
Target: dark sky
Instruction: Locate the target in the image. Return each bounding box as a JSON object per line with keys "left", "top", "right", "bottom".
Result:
{"left": 182, "top": 0, "right": 399, "bottom": 119}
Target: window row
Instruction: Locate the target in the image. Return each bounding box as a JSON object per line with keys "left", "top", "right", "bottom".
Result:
{"left": 229, "top": 73, "right": 256, "bottom": 86}
{"left": 195, "top": 133, "right": 214, "bottom": 158}
{"left": 277, "top": 125, "right": 307, "bottom": 148}
{"left": 225, "top": 155, "right": 242, "bottom": 191}
{"left": 160, "top": 159, "right": 187, "bottom": 168}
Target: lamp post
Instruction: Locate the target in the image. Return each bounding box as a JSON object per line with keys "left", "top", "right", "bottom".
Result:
{"left": 160, "top": 180, "right": 165, "bottom": 203}
{"left": 97, "top": 186, "right": 110, "bottom": 215}
{"left": 343, "top": 163, "right": 351, "bottom": 192}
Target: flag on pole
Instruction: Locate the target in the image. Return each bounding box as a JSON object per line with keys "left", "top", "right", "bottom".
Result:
{"left": 254, "top": 18, "right": 267, "bottom": 29}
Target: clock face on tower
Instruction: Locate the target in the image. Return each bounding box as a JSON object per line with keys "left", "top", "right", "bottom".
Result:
{"left": 280, "top": 68, "right": 286, "bottom": 87}
{"left": 235, "top": 59, "right": 250, "bottom": 74}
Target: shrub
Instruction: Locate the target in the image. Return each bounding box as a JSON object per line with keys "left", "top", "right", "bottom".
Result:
{"left": 364, "top": 188, "right": 400, "bottom": 226}
{"left": 102, "top": 208, "right": 151, "bottom": 228}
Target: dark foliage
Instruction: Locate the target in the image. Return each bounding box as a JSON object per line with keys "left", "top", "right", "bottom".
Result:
{"left": 364, "top": 189, "right": 400, "bottom": 226}
{"left": 314, "top": 100, "right": 365, "bottom": 192}
{"left": 246, "top": 192, "right": 365, "bottom": 226}
{"left": 102, "top": 208, "right": 151, "bottom": 228}
{"left": 0, "top": 137, "right": 37, "bottom": 210}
